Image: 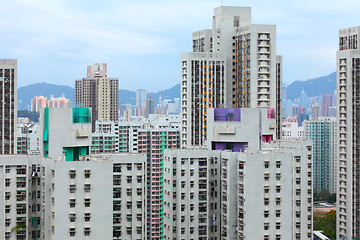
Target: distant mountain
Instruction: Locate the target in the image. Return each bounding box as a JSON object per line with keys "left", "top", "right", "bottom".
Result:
{"left": 18, "top": 82, "right": 75, "bottom": 109}
{"left": 18, "top": 72, "right": 335, "bottom": 109}
{"left": 119, "top": 89, "right": 136, "bottom": 105}
{"left": 148, "top": 83, "right": 181, "bottom": 103}
{"left": 285, "top": 72, "right": 336, "bottom": 100}
{"left": 18, "top": 82, "right": 181, "bottom": 109}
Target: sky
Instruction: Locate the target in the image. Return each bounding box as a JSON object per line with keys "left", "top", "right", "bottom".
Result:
{"left": 1, "top": 0, "right": 360, "bottom": 92}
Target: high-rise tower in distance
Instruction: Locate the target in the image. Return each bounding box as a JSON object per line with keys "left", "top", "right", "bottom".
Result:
{"left": 336, "top": 26, "right": 360, "bottom": 240}
{"left": 75, "top": 63, "right": 118, "bottom": 130}
{"left": 0, "top": 59, "right": 17, "bottom": 154}
{"left": 136, "top": 89, "right": 147, "bottom": 108}
{"left": 180, "top": 6, "right": 282, "bottom": 147}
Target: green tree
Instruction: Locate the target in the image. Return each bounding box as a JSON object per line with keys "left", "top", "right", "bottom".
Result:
{"left": 313, "top": 210, "right": 336, "bottom": 239}
{"left": 327, "top": 193, "right": 336, "bottom": 204}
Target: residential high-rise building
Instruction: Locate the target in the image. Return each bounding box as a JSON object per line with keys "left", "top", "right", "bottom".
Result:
{"left": 31, "top": 96, "right": 47, "bottom": 112}
{"left": 282, "top": 122, "right": 304, "bottom": 140}
{"left": 322, "top": 93, "right": 333, "bottom": 117}
{"left": 0, "top": 59, "right": 17, "bottom": 154}
{"left": 31, "top": 96, "right": 70, "bottom": 111}
{"left": 164, "top": 108, "right": 313, "bottom": 239}
{"left": 300, "top": 89, "right": 308, "bottom": 107}
{"left": 91, "top": 116, "right": 181, "bottom": 239}
{"left": 181, "top": 6, "right": 282, "bottom": 148}
{"left": 75, "top": 63, "right": 118, "bottom": 129}
{"left": 311, "top": 103, "right": 321, "bottom": 120}
{"left": 136, "top": 89, "right": 147, "bottom": 108}
{"left": 145, "top": 97, "right": 155, "bottom": 117}
{"left": 39, "top": 106, "right": 92, "bottom": 160}
{"left": 336, "top": 26, "right": 360, "bottom": 240}
{"left": 303, "top": 117, "right": 338, "bottom": 194}
{"left": 0, "top": 153, "right": 147, "bottom": 240}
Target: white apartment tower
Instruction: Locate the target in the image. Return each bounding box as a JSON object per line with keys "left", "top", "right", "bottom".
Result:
{"left": 163, "top": 140, "right": 313, "bottom": 240}
{"left": 181, "top": 6, "right": 282, "bottom": 147}
{"left": 336, "top": 26, "right": 360, "bottom": 240}
{"left": 0, "top": 59, "right": 17, "bottom": 154}
{"left": 0, "top": 154, "right": 147, "bottom": 240}
{"left": 136, "top": 89, "right": 147, "bottom": 108}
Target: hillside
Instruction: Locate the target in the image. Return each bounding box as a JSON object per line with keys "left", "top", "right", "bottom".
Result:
{"left": 18, "top": 82, "right": 181, "bottom": 109}
{"left": 17, "top": 72, "right": 336, "bottom": 109}
{"left": 285, "top": 72, "right": 336, "bottom": 100}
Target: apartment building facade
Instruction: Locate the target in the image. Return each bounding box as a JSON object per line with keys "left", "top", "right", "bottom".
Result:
{"left": 163, "top": 140, "right": 313, "bottom": 240}
{"left": 181, "top": 6, "right": 282, "bottom": 148}
{"left": 303, "top": 117, "right": 337, "bottom": 194}
{"left": 0, "top": 154, "right": 146, "bottom": 240}
{"left": 75, "top": 63, "right": 118, "bottom": 130}
{"left": 0, "top": 59, "right": 17, "bottom": 154}
{"left": 92, "top": 117, "right": 181, "bottom": 239}
{"left": 336, "top": 26, "right": 360, "bottom": 240}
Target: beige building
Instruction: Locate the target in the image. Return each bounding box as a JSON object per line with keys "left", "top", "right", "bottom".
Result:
{"left": 75, "top": 63, "right": 118, "bottom": 129}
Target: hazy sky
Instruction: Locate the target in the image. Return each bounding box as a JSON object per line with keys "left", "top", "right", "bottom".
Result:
{"left": 1, "top": 0, "right": 360, "bottom": 91}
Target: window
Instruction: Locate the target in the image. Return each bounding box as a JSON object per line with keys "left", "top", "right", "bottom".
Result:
{"left": 276, "top": 161, "right": 281, "bottom": 168}
{"left": 84, "top": 169, "right": 91, "bottom": 178}
{"left": 127, "top": 165, "right": 132, "bottom": 171}
{"left": 134, "top": 163, "right": 142, "bottom": 171}
{"left": 137, "top": 214, "right": 142, "bottom": 221}
{"left": 84, "top": 227, "right": 91, "bottom": 236}
{"left": 276, "top": 222, "right": 281, "bottom": 230}
{"left": 264, "top": 161, "right": 269, "bottom": 168}
{"left": 5, "top": 218, "right": 10, "bottom": 226}
{"left": 5, "top": 192, "right": 10, "bottom": 200}
{"left": 127, "top": 176, "right": 132, "bottom": 183}
{"left": 69, "top": 213, "right": 76, "bottom": 222}
{"left": 276, "top": 210, "right": 281, "bottom": 217}
{"left": 264, "top": 210, "right": 269, "bottom": 218}
{"left": 127, "top": 189, "right": 132, "bottom": 196}
{"left": 127, "top": 214, "right": 132, "bottom": 222}
{"left": 84, "top": 198, "right": 91, "bottom": 207}
{"left": 264, "top": 173, "right": 269, "bottom": 181}
{"left": 264, "top": 198, "right": 269, "bottom": 205}
{"left": 69, "top": 228, "right": 76, "bottom": 237}
{"left": 5, "top": 178, "right": 10, "bottom": 187}
{"left": 69, "top": 185, "right": 76, "bottom": 193}
{"left": 69, "top": 199, "right": 76, "bottom": 208}
{"left": 276, "top": 186, "right": 281, "bottom": 193}
{"left": 69, "top": 170, "right": 76, "bottom": 179}
{"left": 276, "top": 198, "right": 281, "bottom": 206}
{"left": 264, "top": 187, "right": 269, "bottom": 193}
{"left": 276, "top": 173, "right": 281, "bottom": 180}
{"left": 84, "top": 184, "right": 91, "bottom": 193}
{"left": 264, "top": 222, "right": 269, "bottom": 230}
{"left": 84, "top": 213, "right": 91, "bottom": 222}
{"left": 137, "top": 188, "right": 142, "bottom": 196}
{"left": 137, "top": 176, "right": 142, "bottom": 183}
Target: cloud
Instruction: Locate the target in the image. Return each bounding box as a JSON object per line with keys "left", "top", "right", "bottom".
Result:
{"left": 0, "top": 0, "right": 175, "bottom": 58}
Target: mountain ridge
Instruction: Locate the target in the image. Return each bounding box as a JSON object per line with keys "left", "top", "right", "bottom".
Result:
{"left": 17, "top": 72, "right": 336, "bottom": 109}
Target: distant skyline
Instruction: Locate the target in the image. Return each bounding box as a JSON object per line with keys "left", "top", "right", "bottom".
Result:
{"left": 2, "top": 0, "right": 360, "bottom": 91}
